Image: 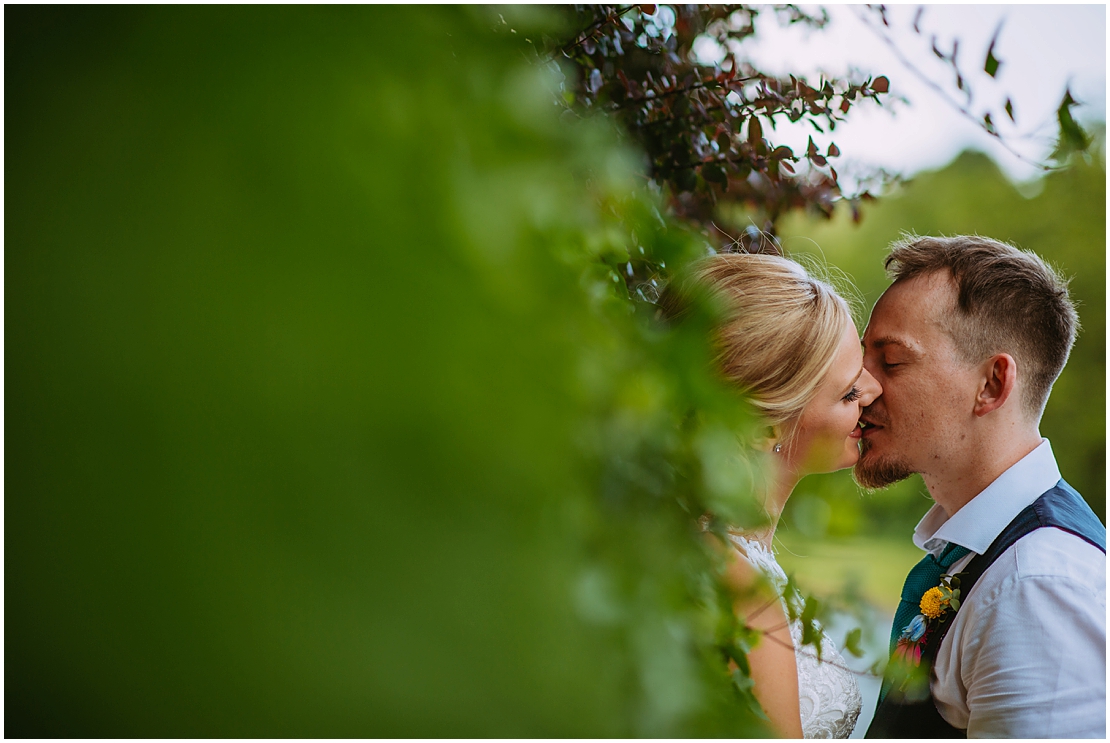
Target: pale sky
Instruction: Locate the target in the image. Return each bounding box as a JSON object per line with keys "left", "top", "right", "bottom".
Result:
{"left": 695, "top": 4, "right": 1107, "bottom": 186}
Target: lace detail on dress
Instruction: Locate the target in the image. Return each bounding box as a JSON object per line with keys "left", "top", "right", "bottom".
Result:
{"left": 727, "top": 533, "right": 862, "bottom": 739}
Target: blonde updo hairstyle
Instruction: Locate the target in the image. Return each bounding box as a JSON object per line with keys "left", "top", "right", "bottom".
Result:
{"left": 665, "top": 252, "right": 857, "bottom": 448}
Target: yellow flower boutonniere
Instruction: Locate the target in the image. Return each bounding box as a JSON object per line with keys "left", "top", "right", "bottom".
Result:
{"left": 894, "top": 573, "right": 965, "bottom": 669}
{"left": 920, "top": 574, "right": 962, "bottom": 619}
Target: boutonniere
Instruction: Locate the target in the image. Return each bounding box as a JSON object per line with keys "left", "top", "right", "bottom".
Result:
{"left": 893, "top": 573, "right": 964, "bottom": 667}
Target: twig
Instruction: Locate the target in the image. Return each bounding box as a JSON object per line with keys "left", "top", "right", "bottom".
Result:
{"left": 743, "top": 596, "right": 784, "bottom": 623}
{"left": 621, "top": 75, "right": 761, "bottom": 106}
{"left": 759, "top": 631, "right": 884, "bottom": 678}
{"left": 853, "top": 6, "right": 1057, "bottom": 172}
{"left": 560, "top": 5, "right": 638, "bottom": 57}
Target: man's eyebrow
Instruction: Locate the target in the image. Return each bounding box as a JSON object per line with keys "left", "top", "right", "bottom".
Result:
{"left": 867, "top": 336, "right": 918, "bottom": 352}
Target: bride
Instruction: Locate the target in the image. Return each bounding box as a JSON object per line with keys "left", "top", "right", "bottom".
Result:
{"left": 661, "top": 252, "right": 881, "bottom": 738}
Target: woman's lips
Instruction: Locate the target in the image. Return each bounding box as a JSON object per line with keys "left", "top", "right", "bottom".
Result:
{"left": 849, "top": 423, "right": 863, "bottom": 440}
{"left": 860, "top": 422, "right": 882, "bottom": 438}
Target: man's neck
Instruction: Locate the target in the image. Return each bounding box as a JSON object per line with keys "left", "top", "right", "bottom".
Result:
{"left": 923, "top": 428, "right": 1044, "bottom": 517}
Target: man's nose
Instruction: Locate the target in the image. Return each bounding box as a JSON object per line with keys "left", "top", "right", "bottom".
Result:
{"left": 859, "top": 368, "right": 882, "bottom": 407}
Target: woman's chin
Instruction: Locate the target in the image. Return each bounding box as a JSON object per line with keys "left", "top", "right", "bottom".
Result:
{"left": 830, "top": 446, "right": 861, "bottom": 473}
{"left": 799, "top": 450, "right": 860, "bottom": 478}
{"left": 792, "top": 437, "right": 863, "bottom": 477}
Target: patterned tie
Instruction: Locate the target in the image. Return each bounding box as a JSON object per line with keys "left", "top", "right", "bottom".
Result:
{"left": 877, "top": 542, "right": 971, "bottom": 704}
{"left": 888, "top": 542, "right": 970, "bottom": 654}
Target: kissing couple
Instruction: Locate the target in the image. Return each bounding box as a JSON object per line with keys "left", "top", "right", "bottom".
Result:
{"left": 664, "top": 235, "right": 1105, "bottom": 738}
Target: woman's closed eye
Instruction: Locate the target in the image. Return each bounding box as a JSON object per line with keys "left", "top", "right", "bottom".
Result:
{"left": 842, "top": 386, "right": 862, "bottom": 403}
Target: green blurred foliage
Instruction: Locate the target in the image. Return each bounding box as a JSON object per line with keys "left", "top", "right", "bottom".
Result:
{"left": 765, "top": 143, "right": 1107, "bottom": 540}
{"left": 6, "top": 6, "right": 786, "bottom": 737}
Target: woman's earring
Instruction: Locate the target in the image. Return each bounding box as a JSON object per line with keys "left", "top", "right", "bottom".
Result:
{"left": 773, "top": 443, "right": 782, "bottom": 453}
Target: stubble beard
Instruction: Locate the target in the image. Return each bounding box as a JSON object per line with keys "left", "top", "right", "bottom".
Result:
{"left": 853, "top": 437, "right": 915, "bottom": 490}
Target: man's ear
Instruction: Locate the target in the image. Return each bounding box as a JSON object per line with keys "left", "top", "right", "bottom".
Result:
{"left": 974, "top": 353, "right": 1017, "bottom": 417}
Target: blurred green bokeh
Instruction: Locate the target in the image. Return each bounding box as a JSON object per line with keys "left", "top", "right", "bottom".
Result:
{"left": 7, "top": 6, "right": 776, "bottom": 736}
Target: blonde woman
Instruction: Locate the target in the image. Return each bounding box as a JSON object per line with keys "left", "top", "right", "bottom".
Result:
{"left": 662, "top": 252, "right": 880, "bottom": 738}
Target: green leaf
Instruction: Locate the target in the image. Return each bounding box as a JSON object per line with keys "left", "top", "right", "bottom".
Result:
{"left": 801, "top": 622, "right": 820, "bottom": 655}
{"left": 734, "top": 646, "right": 751, "bottom": 676}
{"left": 784, "top": 575, "right": 802, "bottom": 622}
{"left": 747, "top": 115, "right": 762, "bottom": 147}
{"left": 984, "top": 52, "right": 1000, "bottom": 78}
{"left": 675, "top": 168, "right": 698, "bottom": 192}
{"left": 733, "top": 670, "right": 767, "bottom": 720}
{"left": 984, "top": 23, "right": 1003, "bottom": 78}
{"left": 843, "top": 627, "right": 864, "bottom": 658}
{"left": 731, "top": 667, "right": 754, "bottom": 692}
{"left": 950, "top": 598, "right": 960, "bottom": 611}
{"left": 800, "top": 594, "right": 820, "bottom": 655}
{"left": 701, "top": 163, "right": 728, "bottom": 186}
{"left": 1053, "top": 88, "right": 1091, "bottom": 160}
{"left": 1005, "top": 97, "right": 1015, "bottom": 122}
{"left": 801, "top": 595, "right": 818, "bottom": 623}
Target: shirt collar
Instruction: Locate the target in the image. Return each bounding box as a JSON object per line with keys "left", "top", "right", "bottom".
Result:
{"left": 912, "top": 439, "right": 1062, "bottom": 556}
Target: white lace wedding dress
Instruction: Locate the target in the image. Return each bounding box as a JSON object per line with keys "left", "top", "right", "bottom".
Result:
{"left": 728, "top": 533, "right": 862, "bottom": 739}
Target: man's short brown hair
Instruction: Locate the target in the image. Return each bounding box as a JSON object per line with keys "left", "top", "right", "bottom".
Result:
{"left": 885, "top": 234, "right": 1079, "bottom": 419}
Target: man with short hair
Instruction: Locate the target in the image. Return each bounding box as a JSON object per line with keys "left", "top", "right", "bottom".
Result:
{"left": 857, "top": 235, "right": 1105, "bottom": 738}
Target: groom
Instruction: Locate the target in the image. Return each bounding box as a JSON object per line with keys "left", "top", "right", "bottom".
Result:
{"left": 855, "top": 235, "right": 1106, "bottom": 738}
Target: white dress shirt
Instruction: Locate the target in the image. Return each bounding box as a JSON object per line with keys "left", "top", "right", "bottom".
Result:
{"left": 908, "top": 439, "right": 1106, "bottom": 738}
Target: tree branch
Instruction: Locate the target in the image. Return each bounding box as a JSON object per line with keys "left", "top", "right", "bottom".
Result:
{"left": 560, "top": 5, "right": 638, "bottom": 57}
{"left": 854, "top": 6, "right": 1058, "bottom": 172}
{"left": 758, "top": 630, "right": 883, "bottom": 678}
